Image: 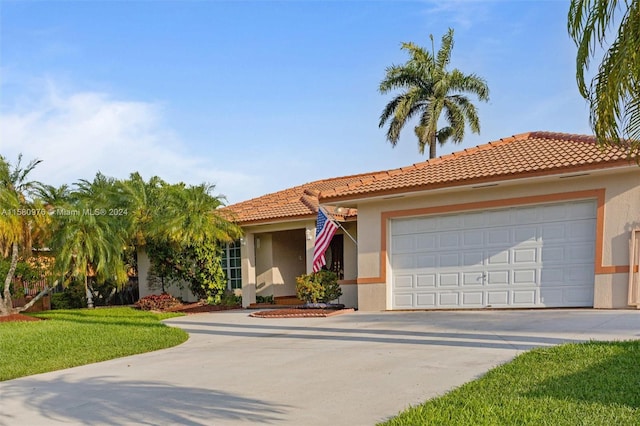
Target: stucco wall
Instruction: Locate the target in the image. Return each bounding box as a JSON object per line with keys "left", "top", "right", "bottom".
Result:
{"left": 353, "top": 166, "right": 640, "bottom": 310}
{"left": 272, "top": 230, "right": 306, "bottom": 297}
{"left": 136, "top": 250, "right": 199, "bottom": 303}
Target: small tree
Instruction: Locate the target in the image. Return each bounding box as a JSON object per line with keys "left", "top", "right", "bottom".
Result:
{"left": 296, "top": 270, "right": 342, "bottom": 304}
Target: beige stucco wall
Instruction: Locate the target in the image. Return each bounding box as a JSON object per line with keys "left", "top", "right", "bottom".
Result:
{"left": 352, "top": 166, "right": 640, "bottom": 311}
{"left": 272, "top": 230, "right": 306, "bottom": 297}
{"left": 136, "top": 249, "right": 199, "bottom": 303}
{"left": 255, "top": 234, "right": 273, "bottom": 297}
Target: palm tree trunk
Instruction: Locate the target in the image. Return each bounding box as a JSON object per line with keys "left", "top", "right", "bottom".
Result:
{"left": 1, "top": 243, "right": 18, "bottom": 315}
{"left": 84, "top": 275, "right": 94, "bottom": 309}
{"left": 429, "top": 135, "right": 437, "bottom": 159}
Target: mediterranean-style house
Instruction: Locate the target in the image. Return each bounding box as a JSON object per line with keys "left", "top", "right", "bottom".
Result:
{"left": 139, "top": 131, "right": 640, "bottom": 310}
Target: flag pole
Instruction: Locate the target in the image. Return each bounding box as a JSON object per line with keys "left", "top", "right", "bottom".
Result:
{"left": 319, "top": 205, "right": 358, "bottom": 246}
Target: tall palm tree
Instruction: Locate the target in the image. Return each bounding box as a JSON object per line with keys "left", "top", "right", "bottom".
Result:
{"left": 379, "top": 28, "right": 490, "bottom": 158}
{"left": 0, "top": 155, "right": 44, "bottom": 315}
{"left": 49, "top": 174, "right": 129, "bottom": 308}
{"left": 568, "top": 0, "right": 640, "bottom": 155}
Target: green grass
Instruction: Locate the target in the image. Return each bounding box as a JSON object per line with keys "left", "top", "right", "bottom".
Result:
{"left": 0, "top": 307, "right": 188, "bottom": 381}
{"left": 381, "top": 340, "right": 640, "bottom": 425}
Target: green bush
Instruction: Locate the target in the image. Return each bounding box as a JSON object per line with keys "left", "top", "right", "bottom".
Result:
{"left": 51, "top": 280, "right": 87, "bottom": 310}
{"left": 296, "top": 270, "right": 342, "bottom": 304}
{"left": 219, "top": 290, "right": 242, "bottom": 307}
{"left": 256, "top": 295, "right": 274, "bottom": 304}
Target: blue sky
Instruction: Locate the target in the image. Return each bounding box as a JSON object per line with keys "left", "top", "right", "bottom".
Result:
{"left": 0, "top": 0, "right": 591, "bottom": 204}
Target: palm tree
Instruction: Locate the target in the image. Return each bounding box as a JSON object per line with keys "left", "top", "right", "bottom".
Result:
{"left": 0, "top": 155, "right": 44, "bottom": 315}
{"left": 568, "top": 0, "right": 640, "bottom": 155}
{"left": 49, "top": 174, "right": 129, "bottom": 308}
{"left": 379, "top": 28, "right": 490, "bottom": 158}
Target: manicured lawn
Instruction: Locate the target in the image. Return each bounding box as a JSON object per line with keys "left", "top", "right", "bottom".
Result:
{"left": 0, "top": 307, "right": 188, "bottom": 381}
{"left": 381, "top": 340, "right": 640, "bottom": 425}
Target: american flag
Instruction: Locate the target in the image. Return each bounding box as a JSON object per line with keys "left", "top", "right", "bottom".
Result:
{"left": 313, "top": 208, "right": 339, "bottom": 272}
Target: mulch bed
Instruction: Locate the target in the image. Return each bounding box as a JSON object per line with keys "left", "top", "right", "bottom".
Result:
{"left": 163, "top": 302, "right": 242, "bottom": 314}
{"left": 0, "top": 313, "right": 42, "bottom": 323}
{"left": 249, "top": 308, "right": 355, "bottom": 318}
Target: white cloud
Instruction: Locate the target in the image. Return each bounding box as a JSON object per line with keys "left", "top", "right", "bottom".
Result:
{"left": 0, "top": 82, "right": 258, "bottom": 204}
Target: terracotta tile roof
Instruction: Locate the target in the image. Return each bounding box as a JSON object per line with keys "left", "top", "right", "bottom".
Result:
{"left": 224, "top": 174, "right": 371, "bottom": 224}
{"left": 319, "top": 131, "right": 636, "bottom": 202}
{"left": 226, "top": 131, "right": 635, "bottom": 224}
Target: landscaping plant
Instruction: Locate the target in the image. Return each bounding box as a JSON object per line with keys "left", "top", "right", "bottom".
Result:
{"left": 296, "top": 270, "right": 342, "bottom": 304}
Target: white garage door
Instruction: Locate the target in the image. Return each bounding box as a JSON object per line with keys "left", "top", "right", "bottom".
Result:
{"left": 390, "top": 200, "right": 596, "bottom": 309}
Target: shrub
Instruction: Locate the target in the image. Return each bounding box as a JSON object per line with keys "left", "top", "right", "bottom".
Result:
{"left": 219, "top": 290, "right": 242, "bottom": 307}
{"left": 51, "top": 280, "right": 87, "bottom": 310}
{"left": 134, "top": 293, "right": 183, "bottom": 311}
{"left": 296, "top": 270, "right": 342, "bottom": 304}
{"left": 256, "top": 295, "right": 274, "bottom": 304}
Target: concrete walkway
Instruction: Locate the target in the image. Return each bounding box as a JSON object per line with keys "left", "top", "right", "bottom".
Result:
{"left": 1, "top": 309, "right": 639, "bottom": 425}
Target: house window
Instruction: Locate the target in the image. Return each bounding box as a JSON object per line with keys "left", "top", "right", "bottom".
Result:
{"left": 325, "top": 234, "right": 344, "bottom": 280}
{"left": 221, "top": 240, "right": 242, "bottom": 290}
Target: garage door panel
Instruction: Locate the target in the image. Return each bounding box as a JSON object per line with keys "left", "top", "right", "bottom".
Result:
{"left": 415, "top": 217, "right": 438, "bottom": 232}
{"left": 439, "top": 253, "right": 460, "bottom": 267}
{"left": 540, "top": 288, "right": 564, "bottom": 305}
{"left": 513, "top": 248, "right": 537, "bottom": 263}
{"left": 463, "top": 272, "right": 484, "bottom": 286}
{"left": 462, "top": 292, "right": 484, "bottom": 306}
{"left": 416, "top": 274, "right": 436, "bottom": 287}
{"left": 572, "top": 201, "right": 598, "bottom": 218}
{"left": 394, "top": 293, "right": 414, "bottom": 308}
{"left": 569, "top": 221, "right": 596, "bottom": 240}
{"left": 566, "top": 244, "right": 594, "bottom": 261}
{"left": 513, "top": 290, "right": 536, "bottom": 304}
{"left": 515, "top": 206, "right": 540, "bottom": 223}
{"left": 438, "top": 215, "right": 462, "bottom": 231}
{"left": 439, "top": 273, "right": 459, "bottom": 287}
{"left": 488, "top": 251, "right": 510, "bottom": 265}
{"left": 542, "top": 204, "right": 568, "bottom": 220}
{"left": 439, "top": 232, "right": 460, "bottom": 249}
{"left": 394, "top": 275, "right": 414, "bottom": 289}
{"left": 391, "top": 200, "right": 596, "bottom": 309}
{"left": 463, "top": 229, "right": 484, "bottom": 247}
{"left": 392, "top": 254, "right": 415, "bottom": 269}
{"left": 541, "top": 246, "right": 565, "bottom": 262}
{"left": 514, "top": 226, "right": 538, "bottom": 243}
{"left": 463, "top": 212, "right": 485, "bottom": 228}
{"left": 487, "top": 291, "right": 509, "bottom": 305}
{"left": 416, "top": 234, "right": 437, "bottom": 250}
{"left": 488, "top": 228, "right": 511, "bottom": 245}
{"left": 488, "top": 271, "right": 509, "bottom": 285}
{"left": 439, "top": 293, "right": 459, "bottom": 305}
{"left": 416, "top": 293, "right": 436, "bottom": 307}
{"left": 416, "top": 254, "right": 436, "bottom": 268}
{"left": 393, "top": 235, "right": 415, "bottom": 252}
{"left": 463, "top": 251, "right": 484, "bottom": 266}
{"left": 513, "top": 269, "right": 537, "bottom": 284}
{"left": 486, "top": 210, "right": 511, "bottom": 226}
{"left": 542, "top": 223, "right": 566, "bottom": 240}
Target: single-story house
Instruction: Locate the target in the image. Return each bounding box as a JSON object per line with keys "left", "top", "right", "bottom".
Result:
{"left": 223, "top": 131, "right": 640, "bottom": 311}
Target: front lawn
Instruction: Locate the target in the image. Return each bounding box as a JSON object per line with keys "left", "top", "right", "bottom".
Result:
{"left": 0, "top": 307, "right": 188, "bottom": 381}
{"left": 381, "top": 340, "right": 640, "bottom": 425}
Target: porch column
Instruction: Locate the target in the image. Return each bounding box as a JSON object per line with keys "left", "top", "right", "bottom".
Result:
{"left": 241, "top": 232, "right": 256, "bottom": 308}
{"left": 305, "top": 222, "right": 316, "bottom": 274}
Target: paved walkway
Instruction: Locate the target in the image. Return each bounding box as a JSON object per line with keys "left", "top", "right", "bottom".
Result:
{"left": 1, "top": 309, "right": 639, "bottom": 425}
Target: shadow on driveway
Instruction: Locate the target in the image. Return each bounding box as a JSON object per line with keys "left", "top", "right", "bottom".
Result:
{"left": 173, "top": 320, "right": 584, "bottom": 351}
{"left": 0, "top": 375, "right": 290, "bottom": 426}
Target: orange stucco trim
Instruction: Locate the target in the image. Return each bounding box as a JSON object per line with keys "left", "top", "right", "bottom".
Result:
{"left": 355, "top": 189, "right": 628, "bottom": 285}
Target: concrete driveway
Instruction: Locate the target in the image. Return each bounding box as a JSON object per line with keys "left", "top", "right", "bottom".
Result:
{"left": 1, "top": 309, "right": 639, "bottom": 426}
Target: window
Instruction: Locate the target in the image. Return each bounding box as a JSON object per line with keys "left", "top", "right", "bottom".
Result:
{"left": 221, "top": 240, "right": 242, "bottom": 290}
